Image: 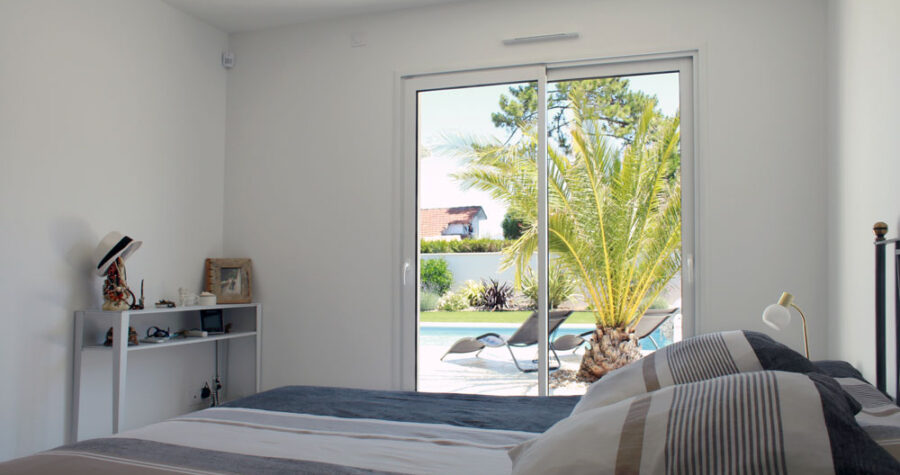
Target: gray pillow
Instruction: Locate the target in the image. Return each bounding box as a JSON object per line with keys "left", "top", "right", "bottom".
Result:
{"left": 743, "top": 330, "right": 819, "bottom": 372}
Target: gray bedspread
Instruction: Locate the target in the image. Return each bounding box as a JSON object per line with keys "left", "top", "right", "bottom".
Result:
{"left": 223, "top": 385, "right": 580, "bottom": 433}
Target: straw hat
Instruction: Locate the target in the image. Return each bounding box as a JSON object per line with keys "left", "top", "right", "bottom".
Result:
{"left": 93, "top": 231, "right": 142, "bottom": 276}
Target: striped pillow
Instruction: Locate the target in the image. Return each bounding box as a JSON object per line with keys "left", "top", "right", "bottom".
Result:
{"left": 572, "top": 330, "right": 823, "bottom": 415}
{"left": 572, "top": 330, "right": 764, "bottom": 414}
{"left": 510, "top": 371, "right": 900, "bottom": 474}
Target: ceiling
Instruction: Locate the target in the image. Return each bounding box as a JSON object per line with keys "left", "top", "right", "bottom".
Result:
{"left": 162, "top": 0, "right": 480, "bottom": 33}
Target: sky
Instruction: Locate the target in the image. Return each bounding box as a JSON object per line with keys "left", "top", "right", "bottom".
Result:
{"left": 418, "top": 73, "right": 679, "bottom": 238}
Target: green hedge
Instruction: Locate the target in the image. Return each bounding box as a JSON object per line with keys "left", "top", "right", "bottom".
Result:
{"left": 420, "top": 238, "right": 512, "bottom": 253}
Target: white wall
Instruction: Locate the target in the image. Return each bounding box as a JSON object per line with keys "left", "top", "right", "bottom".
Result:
{"left": 420, "top": 252, "right": 533, "bottom": 290}
{"left": 224, "top": 0, "right": 829, "bottom": 391}
{"left": 827, "top": 0, "right": 900, "bottom": 392}
{"left": 0, "top": 0, "right": 227, "bottom": 460}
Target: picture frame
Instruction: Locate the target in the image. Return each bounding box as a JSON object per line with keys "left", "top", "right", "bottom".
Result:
{"left": 205, "top": 258, "right": 252, "bottom": 304}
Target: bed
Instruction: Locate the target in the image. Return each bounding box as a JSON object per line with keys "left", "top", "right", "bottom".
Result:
{"left": 2, "top": 388, "right": 578, "bottom": 474}
{"left": 3, "top": 222, "right": 900, "bottom": 474}
{"left": 4, "top": 331, "right": 900, "bottom": 474}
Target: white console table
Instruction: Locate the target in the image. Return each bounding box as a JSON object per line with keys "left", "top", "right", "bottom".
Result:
{"left": 71, "top": 303, "right": 261, "bottom": 441}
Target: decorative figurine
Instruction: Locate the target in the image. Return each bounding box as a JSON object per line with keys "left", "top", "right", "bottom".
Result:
{"left": 92, "top": 232, "right": 142, "bottom": 311}
{"left": 104, "top": 326, "right": 139, "bottom": 346}
{"left": 101, "top": 258, "right": 134, "bottom": 311}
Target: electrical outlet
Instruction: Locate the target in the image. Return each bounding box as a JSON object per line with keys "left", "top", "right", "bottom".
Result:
{"left": 184, "top": 383, "right": 208, "bottom": 412}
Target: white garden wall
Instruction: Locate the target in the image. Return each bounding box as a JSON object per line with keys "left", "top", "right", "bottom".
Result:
{"left": 420, "top": 252, "right": 681, "bottom": 309}
{"left": 420, "top": 253, "right": 534, "bottom": 290}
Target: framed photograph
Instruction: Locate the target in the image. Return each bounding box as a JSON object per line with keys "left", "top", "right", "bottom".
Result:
{"left": 205, "top": 258, "right": 252, "bottom": 304}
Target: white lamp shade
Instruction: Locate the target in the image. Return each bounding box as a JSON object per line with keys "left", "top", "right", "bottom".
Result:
{"left": 762, "top": 303, "right": 792, "bottom": 330}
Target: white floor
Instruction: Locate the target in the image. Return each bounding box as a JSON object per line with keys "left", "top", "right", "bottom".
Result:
{"left": 417, "top": 343, "right": 590, "bottom": 396}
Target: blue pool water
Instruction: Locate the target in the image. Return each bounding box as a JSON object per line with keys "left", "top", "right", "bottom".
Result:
{"left": 419, "top": 324, "right": 671, "bottom": 351}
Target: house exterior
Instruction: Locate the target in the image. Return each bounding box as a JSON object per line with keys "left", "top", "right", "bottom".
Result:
{"left": 420, "top": 206, "right": 487, "bottom": 241}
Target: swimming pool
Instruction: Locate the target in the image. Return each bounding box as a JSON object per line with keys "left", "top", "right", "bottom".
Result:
{"left": 418, "top": 323, "right": 671, "bottom": 351}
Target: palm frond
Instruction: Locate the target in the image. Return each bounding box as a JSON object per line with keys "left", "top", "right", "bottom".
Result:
{"left": 448, "top": 94, "right": 682, "bottom": 329}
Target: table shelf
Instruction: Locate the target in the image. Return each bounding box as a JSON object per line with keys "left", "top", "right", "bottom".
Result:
{"left": 81, "top": 303, "right": 259, "bottom": 317}
{"left": 72, "top": 303, "right": 261, "bottom": 442}
{"left": 82, "top": 331, "right": 257, "bottom": 352}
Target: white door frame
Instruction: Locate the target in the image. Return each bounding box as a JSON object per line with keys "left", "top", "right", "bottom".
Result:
{"left": 394, "top": 52, "right": 698, "bottom": 394}
{"left": 396, "top": 66, "right": 547, "bottom": 392}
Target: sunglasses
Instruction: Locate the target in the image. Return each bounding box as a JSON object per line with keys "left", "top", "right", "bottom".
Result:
{"left": 147, "top": 326, "right": 170, "bottom": 338}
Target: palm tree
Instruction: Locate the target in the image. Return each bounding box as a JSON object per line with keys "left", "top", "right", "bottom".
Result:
{"left": 452, "top": 92, "right": 681, "bottom": 382}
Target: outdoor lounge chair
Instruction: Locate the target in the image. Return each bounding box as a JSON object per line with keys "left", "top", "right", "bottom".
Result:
{"left": 550, "top": 307, "right": 680, "bottom": 352}
{"left": 440, "top": 310, "right": 574, "bottom": 372}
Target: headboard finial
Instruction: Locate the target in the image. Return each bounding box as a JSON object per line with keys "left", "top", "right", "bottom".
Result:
{"left": 874, "top": 221, "right": 888, "bottom": 241}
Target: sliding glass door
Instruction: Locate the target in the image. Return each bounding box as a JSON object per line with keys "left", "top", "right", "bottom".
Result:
{"left": 400, "top": 57, "right": 694, "bottom": 396}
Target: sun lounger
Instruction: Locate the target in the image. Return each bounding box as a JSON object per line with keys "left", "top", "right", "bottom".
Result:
{"left": 440, "top": 310, "right": 573, "bottom": 372}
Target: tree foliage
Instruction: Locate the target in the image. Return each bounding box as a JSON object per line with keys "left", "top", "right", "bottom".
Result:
{"left": 501, "top": 212, "right": 526, "bottom": 240}
{"left": 454, "top": 91, "right": 681, "bottom": 329}
{"left": 491, "top": 78, "right": 660, "bottom": 151}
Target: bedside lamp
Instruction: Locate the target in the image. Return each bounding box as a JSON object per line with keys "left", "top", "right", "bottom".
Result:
{"left": 762, "top": 292, "right": 809, "bottom": 358}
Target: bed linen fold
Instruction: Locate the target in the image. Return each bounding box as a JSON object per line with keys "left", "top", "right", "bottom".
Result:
{"left": 8, "top": 407, "right": 534, "bottom": 474}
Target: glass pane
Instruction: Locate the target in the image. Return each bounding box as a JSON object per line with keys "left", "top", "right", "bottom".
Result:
{"left": 546, "top": 73, "right": 683, "bottom": 395}
{"left": 417, "top": 82, "right": 539, "bottom": 395}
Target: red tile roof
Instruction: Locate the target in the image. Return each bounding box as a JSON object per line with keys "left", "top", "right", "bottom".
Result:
{"left": 420, "top": 206, "right": 485, "bottom": 238}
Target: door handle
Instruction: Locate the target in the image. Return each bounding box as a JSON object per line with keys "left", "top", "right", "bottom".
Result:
{"left": 685, "top": 255, "right": 693, "bottom": 284}
{"left": 402, "top": 261, "right": 411, "bottom": 286}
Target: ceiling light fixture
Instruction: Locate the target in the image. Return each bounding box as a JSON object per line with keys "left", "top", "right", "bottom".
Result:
{"left": 502, "top": 32, "right": 579, "bottom": 46}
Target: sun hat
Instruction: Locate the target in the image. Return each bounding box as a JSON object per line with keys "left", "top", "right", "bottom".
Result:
{"left": 93, "top": 231, "right": 142, "bottom": 276}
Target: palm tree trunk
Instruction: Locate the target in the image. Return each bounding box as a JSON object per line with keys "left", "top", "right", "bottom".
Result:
{"left": 576, "top": 326, "right": 642, "bottom": 382}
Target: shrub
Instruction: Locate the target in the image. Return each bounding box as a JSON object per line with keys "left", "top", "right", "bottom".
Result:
{"left": 501, "top": 212, "right": 526, "bottom": 240}
{"left": 437, "top": 291, "right": 469, "bottom": 311}
{"left": 649, "top": 296, "right": 671, "bottom": 309}
{"left": 420, "top": 240, "right": 450, "bottom": 253}
{"left": 420, "top": 238, "right": 512, "bottom": 254}
{"left": 460, "top": 280, "right": 485, "bottom": 307}
{"left": 522, "top": 263, "right": 579, "bottom": 309}
{"left": 420, "top": 258, "right": 452, "bottom": 295}
{"left": 479, "top": 279, "right": 514, "bottom": 311}
{"left": 420, "top": 291, "right": 440, "bottom": 311}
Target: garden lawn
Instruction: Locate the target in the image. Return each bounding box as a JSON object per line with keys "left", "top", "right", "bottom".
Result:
{"left": 420, "top": 311, "right": 595, "bottom": 324}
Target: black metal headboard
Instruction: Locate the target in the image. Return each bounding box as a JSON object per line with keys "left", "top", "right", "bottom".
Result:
{"left": 873, "top": 221, "right": 900, "bottom": 396}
